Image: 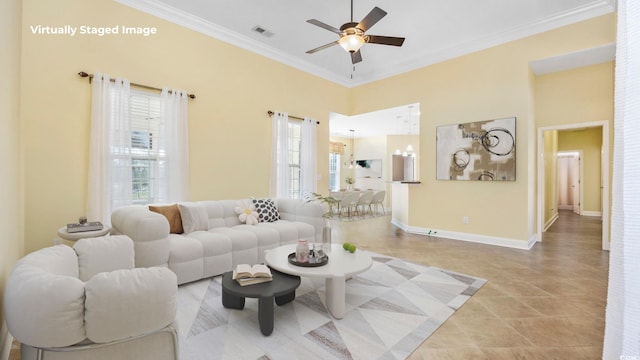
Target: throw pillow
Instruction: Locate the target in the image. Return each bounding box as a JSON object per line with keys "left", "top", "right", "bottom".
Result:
{"left": 178, "top": 203, "right": 209, "bottom": 233}
{"left": 149, "top": 204, "right": 184, "bottom": 234}
{"left": 235, "top": 200, "right": 259, "bottom": 225}
{"left": 252, "top": 198, "right": 280, "bottom": 223}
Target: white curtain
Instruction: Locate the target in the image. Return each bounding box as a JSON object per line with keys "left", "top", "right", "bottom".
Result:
{"left": 300, "top": 117, "right": 318, "bottom": 196}
{"left": 87, "top": 74, "right": 132, "bottom": 226}
{"left": 603, "top": 0, "right": 640, "bottom": 358}
{"left": 270, "top": 112, "right": 290, "bottom": 198}
{"left": 156, "top": 88, "right": 190, "bottom": 203}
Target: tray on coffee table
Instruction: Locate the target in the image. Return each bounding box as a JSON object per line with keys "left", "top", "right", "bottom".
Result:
{"left": 287, "top": 252, "right": 328, "bottom": 267}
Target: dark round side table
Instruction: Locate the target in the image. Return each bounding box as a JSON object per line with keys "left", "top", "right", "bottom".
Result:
{"left": 221, "top": 269, "right": 301, "bottom": 336}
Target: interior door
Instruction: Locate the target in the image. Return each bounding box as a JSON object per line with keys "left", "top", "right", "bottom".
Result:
{"left": 571, "top": 155, "right": 580, "bottom": 215}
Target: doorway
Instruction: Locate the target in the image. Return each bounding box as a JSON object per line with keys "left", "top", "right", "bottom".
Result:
{"left": 537, "top": 120, "right": 609, "bottom": 250}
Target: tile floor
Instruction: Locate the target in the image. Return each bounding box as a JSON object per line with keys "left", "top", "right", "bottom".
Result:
{"left": 331, "top": 210, "right": 607, "bottom": 359}
{"left": 9, "top": 210, "right": 607, "bottom": 360}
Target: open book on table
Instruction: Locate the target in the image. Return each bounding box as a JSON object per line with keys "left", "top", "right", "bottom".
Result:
{"left": 232, "top": 264, "right": 272, "bottom": 286}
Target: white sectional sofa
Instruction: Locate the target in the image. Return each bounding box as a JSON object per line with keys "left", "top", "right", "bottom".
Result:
{"left": 110, "top": 198, "right": 325, "bottom": 284}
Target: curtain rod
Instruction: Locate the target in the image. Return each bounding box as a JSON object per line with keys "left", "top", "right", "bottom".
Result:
{"left": 78, "top": 71, "right": 196, "bottom": 99}
{"left": 267, "top": 110, "right": 320, "bottom": 124}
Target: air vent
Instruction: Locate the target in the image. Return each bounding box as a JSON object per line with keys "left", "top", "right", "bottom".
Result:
{"left": 251, "top": 25, "right": 274, "bottom": 38}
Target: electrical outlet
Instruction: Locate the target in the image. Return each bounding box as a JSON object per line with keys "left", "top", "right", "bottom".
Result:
{"left": 463, "top": 216, "right": 469, "bottom": 224}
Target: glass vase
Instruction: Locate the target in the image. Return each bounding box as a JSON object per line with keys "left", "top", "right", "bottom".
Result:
{"left": 295, "top": 239, "right": 309, "bottom": 263}
{"left": 322, "top": 217, "right": 332, "bottom": 254}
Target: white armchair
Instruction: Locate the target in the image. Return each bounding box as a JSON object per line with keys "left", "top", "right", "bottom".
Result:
{"left": 4, "top": 235, "right": 179, "bottom": 360}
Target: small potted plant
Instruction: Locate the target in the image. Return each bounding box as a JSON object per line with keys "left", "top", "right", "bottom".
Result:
{"left": 306, "top": 193, "right": 339, "bottom": 256}
{"left": 345, "top": 176, "right": 355, "bottom": 190}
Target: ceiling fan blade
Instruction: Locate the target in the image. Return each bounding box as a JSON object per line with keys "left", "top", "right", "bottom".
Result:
{"left": 366, "top": 35, "right": 405, "bottom": 47}
{"left": 357, "top": 7, "right": 387, "bottom": 32}
{"left": 306, "top": 19, "right": 342, "bottom": 34}
{"left": 351, "top": 50, "right": 362, "bottom": 64}
{"left": 306, "top": 41, "right": 339, "bottom": 54}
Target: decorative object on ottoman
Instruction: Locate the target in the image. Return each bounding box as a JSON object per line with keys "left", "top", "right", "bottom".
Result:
{"left": 221, "top": 269, "right": 300, "bottom": 336}
{"left": 232, "top": 263, "right": 272, "bottom": 286}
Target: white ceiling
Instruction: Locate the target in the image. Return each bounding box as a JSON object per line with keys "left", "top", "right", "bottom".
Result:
{"left": 116, "top": 0, "right": 616, "bottom": 87}
{"left": 116, "top": 0, "right": 616, "bottom": 137}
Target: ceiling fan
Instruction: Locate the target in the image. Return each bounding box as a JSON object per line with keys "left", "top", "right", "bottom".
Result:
{"left": 305, "top": 0, "right": 406, "bottom": 64}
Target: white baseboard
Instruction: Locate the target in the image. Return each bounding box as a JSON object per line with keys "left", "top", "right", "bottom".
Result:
{"left": 582, "top": 211, "right": 602, "bottom": 217}
{"left": 558, "top": 205, "right": 573, "bottom": 210}
{"left": 0, "top": 321, "right": 12, "bottom": 360}
{"left": 391, "top": 219, "right": 536, "bottom": 250}
{"left": 544, "top": 213, "right": 559, "bottom": 232}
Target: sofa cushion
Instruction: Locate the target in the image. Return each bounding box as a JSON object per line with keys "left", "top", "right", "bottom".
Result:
{"left": 84, "top": 267, "right": 177, "bottom": 343}
{"left": 252, "top": 198, "right": 280, "bottom": 223}
{"left": 74, "top": 235, "right": 135, "bottom": 282}
{"left": 149, "top": 204, "right": 183, "bottom": 234}
{"left": 179, "top": 203, "right": 209, "bottom": 233}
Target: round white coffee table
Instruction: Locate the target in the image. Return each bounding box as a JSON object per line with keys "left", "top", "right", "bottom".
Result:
{"left": 264, "top": 243, "right": 372, "bottom": 319}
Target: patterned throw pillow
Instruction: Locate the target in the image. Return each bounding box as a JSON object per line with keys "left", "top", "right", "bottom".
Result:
{"left": 252, "top": 198, "right": 280, "bottom": 223}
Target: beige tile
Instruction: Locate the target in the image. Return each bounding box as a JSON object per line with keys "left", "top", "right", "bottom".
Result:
{"left": 480, "top": 347, "right": 552, "bottom": 360}
{"left": 519, "top": 296, "right": 592, "bottom": 317}
{"left": 408, "top": 347, "right": 489, "bottom": 360}
{"left": 422, "top": 320, "right": 474, "bottom": 349}
{"left": 506, "top": 316, "right": 604, "bottom": 347}
{"left": 456, "top": 318, "right": 533, "bottom": 348}
{"left": 544, "top": 346, "right": 603, "bottom": 360}
{"left": 475, "top": 296, "right": 544, "bottom": 319}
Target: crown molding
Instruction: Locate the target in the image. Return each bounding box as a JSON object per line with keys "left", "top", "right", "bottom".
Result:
{"left": 115, "top": 0, "right": 616, "bottom": 88}
{"left": 348, "top": 0, "right": 617, "bottom": 86}
{"left": 114, "top": 0, "right": 354, "bottom": 87}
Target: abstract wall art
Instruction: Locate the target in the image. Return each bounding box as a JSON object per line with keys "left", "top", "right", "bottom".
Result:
{"left": 436, "top": 117, "right": 516, "bottom": 181}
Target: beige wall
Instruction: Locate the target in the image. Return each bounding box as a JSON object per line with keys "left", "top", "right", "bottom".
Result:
{"left": 558, "top": 128, "right": 603, "bottom": 213}
{"left": 17, "top": 0, "right": 615, "bottom": 253}
{"left": 353, "top": 15, "right": 615, "bottom": 240}
{"left": 535, "top": 62, "right": 614, "bottom": 221}
{"left": 0, "top": 0, "right": 24, "bottom": 341}
{"left": 21, "top": 0, "right": 349, "bottom": 253}
{"left": 350, "top": 15, "right": 615, "bottom": 242}
{"left": 535, "top": 62, "right": 614, "bottom": 128}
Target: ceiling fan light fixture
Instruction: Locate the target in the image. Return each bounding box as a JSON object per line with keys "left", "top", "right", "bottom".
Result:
{"left": 339, "top": 33, "right": 365, "bottom": 53}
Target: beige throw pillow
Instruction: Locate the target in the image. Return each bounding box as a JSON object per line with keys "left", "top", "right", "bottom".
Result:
{"left": 149, "top": 204, "right": 184, "bottom": 234}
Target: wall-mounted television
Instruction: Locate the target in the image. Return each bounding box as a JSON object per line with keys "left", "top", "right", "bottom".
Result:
{"left": 355, "top": 159, "right": 382, "bottom": 179}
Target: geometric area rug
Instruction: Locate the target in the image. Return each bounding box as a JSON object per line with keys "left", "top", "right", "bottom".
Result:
{"left": 176, "top": 251, "right": 486, "bottom": 360}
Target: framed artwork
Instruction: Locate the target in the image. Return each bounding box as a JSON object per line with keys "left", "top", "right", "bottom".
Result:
{"left": 355, "top": 159, "right": 383, "bottom": 178}
{"left": 436, "top": 117, "right": 516, "bottom": 181}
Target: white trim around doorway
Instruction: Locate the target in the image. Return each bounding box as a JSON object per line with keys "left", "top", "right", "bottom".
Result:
{"left": 537, "top": 120, "right": 610, "bottom": 250}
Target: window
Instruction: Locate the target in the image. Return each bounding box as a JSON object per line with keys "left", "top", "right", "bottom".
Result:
{"left": 130, "top": 90, "right": 162, "bottom": 204}
{"left": 288, "top": 121, "right": 302, "bottom": 199}
{"left": 329, "top": 153, "right": 340, "bottom": 191}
